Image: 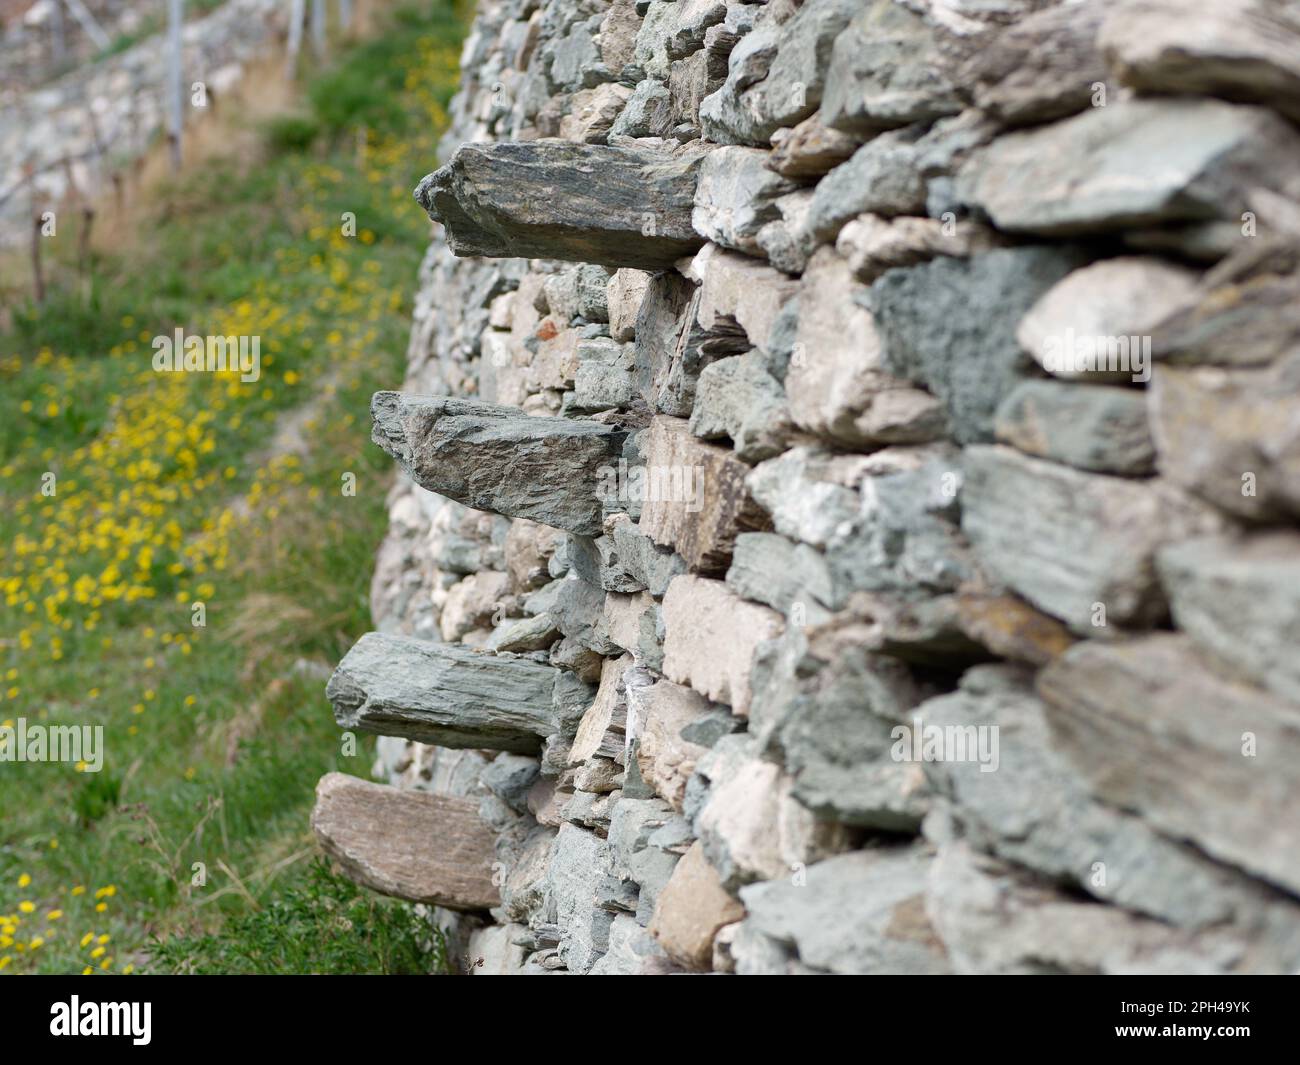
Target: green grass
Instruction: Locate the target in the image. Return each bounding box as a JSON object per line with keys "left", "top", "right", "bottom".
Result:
{"left": 0, "top": 1, "right": 467, "bottom": 975}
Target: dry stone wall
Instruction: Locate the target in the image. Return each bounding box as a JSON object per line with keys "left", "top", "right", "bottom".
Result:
{"left": 315, "top": 0, "right": 1300, "bottom": 974}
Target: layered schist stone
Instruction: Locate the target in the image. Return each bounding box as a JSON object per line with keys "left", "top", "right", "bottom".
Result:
{"left": 414, "top": 142, "right": 705, "bottom": 269}
{"left": 1039, "top": 635, "right": 1300, "bottom": 897}
{"left": 327, "top": 632, "right": 559, "bottom": 752}
{"left": 371, "top": 392, "right": 625, "bottom": 536}
{"left": 958, "top": 98, "right": 1300, "bottom": 236}
{"left": 311, "top": 773, "right": 499, "bottom": 911}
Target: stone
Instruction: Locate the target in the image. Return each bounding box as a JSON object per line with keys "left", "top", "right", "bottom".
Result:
{"left": 749, "top": 620, "right": 930, "bottom": 829}
{"left": 691, "top": 244, "right": 799, "bottom": 350}
{"left": 634, "top": 677, "right": 713, "bottom": 810}
{"left": 327, "top": 632, "right": 557, "bottom": 752}
{"left": 691, "top": 146, "right": 799, "bottom": 255}
{"left": 836, "top": 213, "right": 1000, "bottom": 284}
{"left": 631, "top": 270, "right": 717, "bottom": 416}
{"left": 746, "top": 446, "right": 867, "bottom": 550}
{"left": 767, "top": 114, "right": 859, "bottom": 179}
{"left": 505, "top": 519, "right": 563, "bottom": 593}
{"left": 1016, "top": 257, "right": 1200, "bottom": 382}
{"left": 1151, "top": 241, "right": 1300, "bottom": 369}
{"left": 958, "top": 98, "right": 1300, "bottom": 236}
{"left": 649, "top": 841, "right": 745, "bottom": 969}
{"left": 918, "top": 665, "right": 1300, "bottom": 933}
{"left": 571, "top": 337, "right": 639, "bottom": 413}
{"left": 607, "top": 267, "right": 652, "bottom": 342}
{"left": 699, "top": 0, "right": 860, "bottom": 146}
{"left": 545, "top": 823, "right": 614, "bottom": 972}
{"left": 872, "top": 245, "right": 1089, "bottom": 444}
{"left": 466, "top": 924, "right": 528, "bottom": 974}
{"left": 310, "top": 773, "right": 498, "bottom": 911}
{"left": 725, "top": 531, "right": 835, "bottom": 624}
{"left": 993, "top": 380, "right": 1155, "bottom": 476}
{"left": 1148, "top": 361, "right": 1300, "bottom": 522}
{"left": 787, "top": 249, "right": 945, "bottom": 447}
{"left": 1158, "top": 533, "right": 1300, "bottom": 703}
{"left": 604, "top": 514, "right": 689, "bottom": 596}
{"left": 689, "top": 352, "right": 793, "bottom": 462}
{"left": 482, "top": 754, "right": 541, "bottom": 815}
{"left": 1101, "top": 0, "right": 1300, "bottom": 123}
{"left": 439, "top": 570, "right": 512, "bottom": 643}
{"left": 570, "top": 654, "right": 633, "bottom": 764}
{"left": 600, "top": 0, "right": 643, "bottom": 71}
{"left": 414, "top": 141, "right": 704, "bottom": 270}
{"left": 822, "top": 0, "right": 964, "bottom": 134}
{"left": 589, "top": 913, "right": 672, "bottom": 974}
{"left": 489, "top": 612, "right": 562, "bottom": 653}
{"left": 608, "top": 78, "right": 676, "bottom": 139}
{"left": 961, "top": 445, "right": 1227, "bottom": 632}
{"left": 372, "top": 392, "right": 626, "bottom": 537}
{"left": 603, "top": 589, "right": 662, "bottom": 668}
{"left": 662, "top": 575, "right": 784, "bottom": 716}
{"left": 803, "top": 128, "right": 928, "bottom": 248}
{"left": 638, "top": 415, "right": 771, "bottom": 573}
{"left": 927, "top": 841, "right": 1251, "bottom": 975}
{"left": 741, "top": 846, "right": 950, "bottom": 975}
{"left": 688, "top": 736, "right": 786, "bottom": 888}
{"left": 1038, "top": 635, "right": 1300, "bottom": 897}
{"left": 961, "top": 0, "right": 1105, "bottom": 125}
{"left": 560, "top": 82, "right": 634, "bottom": 143}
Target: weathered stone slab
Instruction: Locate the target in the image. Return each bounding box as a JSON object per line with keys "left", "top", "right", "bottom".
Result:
{"left": 311, "top": 773, "right": 499, "bottom": 911}
{"left": 327, "top": 632, "right": 557, "bottom": 752}
{"left": 962, "top": 445, "right": 1227, "bottom": 632}
{"left": 1158, "top": 533, "right": 1300, "bottom": 704}
{"left": 570, "top": 654, "right": 633, "bottom": 764}
{"left": 372, "top": 392, "right": 625, "bottom": 536}
{"left": 649, "top": 840, "right": 745, "bottom": 970}
{"left": 725, "top": 531, "right": 836, "bottom": 624}
{"left": 689, "top": 352, "right": 793, "bottom": 462}
{"left": 958, "top": 98, "right": 1300, "bottom": 236}
{"left": 993, "top": 380, "right": 1155, "bottom": 476}
{"left": 928, "top": 841, "right": 1253, "bottom": 975}
{"left": 919, "top": 665, "right": 1300, "bottom": 932}
{"left": 741, "top": 846, "right": 950, "bottom": 975}
{"left": 414, "top": 142, "right": 705, "bottom": 270}
{"left": 1101, "top": 0, "right": 1300, "bottom": 123}
{"left": 1038, "top": 634, "right": 1300, "bottom": 896}
{"left": 662, "top": 575, "right": 783, "bottom": 717}
{"left": 639, "top": 415, "right": 771, "bottom": 573}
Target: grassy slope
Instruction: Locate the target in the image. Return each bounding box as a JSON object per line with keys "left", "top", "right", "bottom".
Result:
{"left": 0, "top": 2, "right": 466, "bottom": 975}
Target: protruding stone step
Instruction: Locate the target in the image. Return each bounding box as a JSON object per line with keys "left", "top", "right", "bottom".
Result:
{"left": 371, "top": 392, "right": 626, "bottom": 536}
{"left": 311, "top": 772, "right": 499, "bottom": 911}
{"left": 414, "top": 142, "right": 705, "bottom": 270}
{"left": 327, "top": 632, "right": 560, "bottom": 752}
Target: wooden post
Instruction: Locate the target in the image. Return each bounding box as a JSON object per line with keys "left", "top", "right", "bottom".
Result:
{"left": 311, "top": 0, "right": 326, "bottom": 59}
{"left": 166, "top": 0, "right": 184, "bottom": 173}
{"left": 285, "top": 0, "right": 305, "bottom": 81}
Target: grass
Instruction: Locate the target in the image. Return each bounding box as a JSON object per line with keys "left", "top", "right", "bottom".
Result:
{"left": 0, "top": 1, "right": 467, "bottom": 975}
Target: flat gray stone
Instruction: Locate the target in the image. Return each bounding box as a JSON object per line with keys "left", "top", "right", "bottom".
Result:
{"left": 372, "top": 392, "right": 626, "bottom": 536}
{"left": 327, "top": 632, "right": 558, "bottom": 752}
{"left": 415, "top": 142, "right": 705, "bottom": 269}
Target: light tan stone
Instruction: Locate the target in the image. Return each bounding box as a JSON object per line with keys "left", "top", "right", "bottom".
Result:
{"left": 649, "top": 841, "right": 746, "bottom": 970}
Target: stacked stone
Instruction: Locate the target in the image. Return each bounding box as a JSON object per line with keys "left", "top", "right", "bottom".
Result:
{"left": 316, "top": 0, "right": 1300, "bottom": 974}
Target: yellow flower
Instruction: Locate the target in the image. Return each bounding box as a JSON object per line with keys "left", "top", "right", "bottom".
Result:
{"left": 100, "top": 957, "right": 113, "bottom": 970}
{"left": 46, "top": 910, "right": 62, "bottom": 920}
{"left": 17, "top": 873, "right": 31, "bottom": 888}
{"left": 29, "top": 936, "right": 44, "bottom": 949}
{"left": 0, "top": 956, "right": 11, "bottom": 971}
{"left": 95, "top": 902, "right": 107, "bottom": 913}
{"left": 80, "top": 932, "right": 94, "bottom": 947}
{"left": 122, "top": 963, "right": 135, "bottom": 975}
{"left": 97, "top": 933, "right": 110, "bottom": 945}
{"left": 90, "top": 946, "right": 105, "bottom": 958}
{"left": 82, "top": 966, "right": 93, "bottom": 975}
{"left": 71, "top": 885, "right": 86, "bottom": 896}
{"left": 18, "top": 901, "right": 34, "bottom": 913}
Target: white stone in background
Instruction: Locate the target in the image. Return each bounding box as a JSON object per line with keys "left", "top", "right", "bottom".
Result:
{"left": 467, "top": 923, "right": 529, "bottom": 974}
{"left": 662, "top": 575, "right": 783, "bottom": 716}
{"left": 1016, "top": 256, "right": 1200, "bottom": 381}
{"left": 606, "top": 267, "right": 653, "bottom": 342}
{"left": 440, "top": 570, "right": 511, "bottom": 642}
